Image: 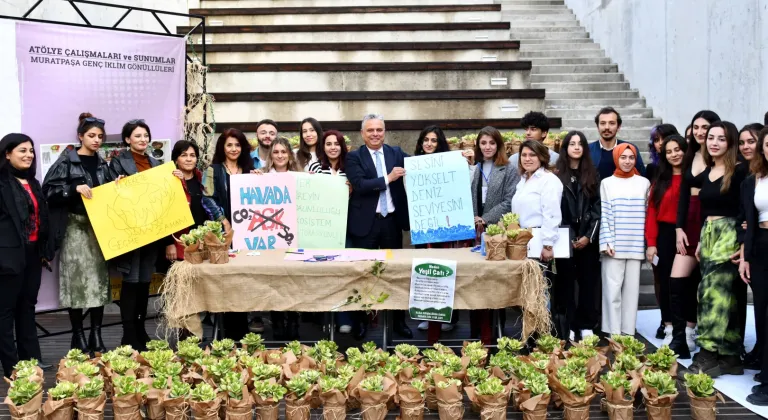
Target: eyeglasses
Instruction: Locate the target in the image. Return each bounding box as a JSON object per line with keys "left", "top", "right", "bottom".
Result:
{"left": 82, "top": 117, "right": 105, "bottom": 125}
{"left": 128, "top": 119, "right": 145, "bottom": 124}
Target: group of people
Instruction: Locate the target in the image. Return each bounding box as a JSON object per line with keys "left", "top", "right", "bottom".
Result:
{"left": 1, "top": 107, "right": 768, "bottom": 405}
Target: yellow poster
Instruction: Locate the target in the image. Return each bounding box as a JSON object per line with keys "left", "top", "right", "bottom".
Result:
{"left": 84, "top": 162, "right": 194, "bottom": 260}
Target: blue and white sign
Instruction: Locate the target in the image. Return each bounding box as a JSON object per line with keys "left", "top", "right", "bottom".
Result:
{"left": 404, "top": 151, "right": 475, "bottom": 245}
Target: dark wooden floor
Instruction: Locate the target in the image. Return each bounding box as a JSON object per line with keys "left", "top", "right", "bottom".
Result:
{"left": 0, "top": 310, "right": 761, "bottom": 419}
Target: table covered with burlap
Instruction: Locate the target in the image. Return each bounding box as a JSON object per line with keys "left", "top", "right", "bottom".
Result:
{"left": 160, "top": 249, "right": 549, "bottom": 338}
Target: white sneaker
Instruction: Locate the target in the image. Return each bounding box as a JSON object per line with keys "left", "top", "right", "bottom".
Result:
{"left": 417, "top": 321, "right": 429, "bottom": 331}
{"left": 662, "top": 325, "right": 673, "bottom": 346}
{"left": 569, "top": 330, "right": 575, "bottom": 341}
{"left": 581, "top": 329, "right": 595, "bottom": 339}
{"left": 441, "top": 323, "right": 454, "bottom": 332}
{"left": 685, "top": 327, "right": 697, "bottom": 352}
{"left": 339, "top": 325, "right": 352, "bottom": 334}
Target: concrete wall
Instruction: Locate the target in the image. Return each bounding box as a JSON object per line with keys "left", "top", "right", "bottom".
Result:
{"left": 0, "top": 0, "right": 195, "bottom": 33}
{"left": 565, "top": 0, "right": 768, "bottom": 130}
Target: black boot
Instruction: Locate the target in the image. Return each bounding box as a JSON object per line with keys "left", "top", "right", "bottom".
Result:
{"left": 668, "top": 277, "right": 691, "bottom": 360}
{"left": 88, "top": 306, "right": 107, "bottom": 354}
{"left": 552, "top": 313, "right": 570, "bottom": 341}
{"left": 119, "top": 282, "right": 139, "bottom": 349}
{"left": 135, "top": 283, "right": 151, "bottom": 351}
{"left": 718, "top": 354, "right": 744, "bottom": 376}
{"left": 682, "top": 348, "right": 720, "bottom": 377}
{"left": 287, "top": 312, "right": 300, "bottom": 340}
{"left": 68, "top": 309, "right": 89, "bottom": 353}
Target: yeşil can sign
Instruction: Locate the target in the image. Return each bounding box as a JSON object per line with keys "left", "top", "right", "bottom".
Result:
{"left": 408, "top": 258, "right": 457, "bottom": 323}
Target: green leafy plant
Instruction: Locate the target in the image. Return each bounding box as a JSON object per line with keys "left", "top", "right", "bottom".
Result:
{"left": 308, "top": 340, "right": 338, "bottom": 363}
{"left": 409, "top": 379, "right": 426, "bottom": 396}
{"left": 559, "top": 357, "right": 588, "bottom": 378}
{"left": 476, "top": 376, "right": 504, "bottom": 395}
{"left": 49, "top": 381, "right": 78, "bottom": 401}
{"left": 684, "top": 372, "right": 715, "bottom": 398}
{"left": 286, "top": 376, "right": 311, "bottom": 398}
{"left": 13, "top": 366, "right": 38, "bottom": 380}
{"left": 395, "top": 344, "right": 419, "bottom": 358}
{"left": 252, "top": 380, "right": 287, "bottom": 401}
{"left": 513, "top": 362, "right": 538, "bottom": 381}
{"left": 333, "top": 262, "right": 389, "bottom": 312}
{"left": 528, "top": 352, "right": 550, "bottom": 370}
{"left": 569, "top": 346, "right": 598, "bottom": 360}
{"left": 250, "top": 363, "right": 282, "bottom": 381}
{"left": 76, "top": 378, "right": 105, "bottom": 399}
{"left": 218, "top": 371, "right": 244, "bottom": 400}
{"left": 142, "top": 349, "right": 175, "bottom": 370}
{"left": 65, "top": 349, "right": 89, "bottom": 362}
{"left": 467, "top": 367, "right": 490, "bottom": 386}
{"left": 241, "top": 333, "right": 266, "bottom": 351}
{"left": 319, "top": 375, "right": 349, "bottom": 393}
{"left": 210, "top": 338, "right": 235, "bottom": 358}
{"left": 522, "top": 372, "right": 550, "bottom": 396}
{"left": 421, "top": 349, "right": 444, "bottom": 364}
{"left": 579, "top": 335, "right": 600, "bottom": 348}
{"left": 645, "top": 345, "right": 678, "bottom": 372}
{"left": 442, "top": 355, "right": 463, "bottom": 373}
{"left": 362, "top": 342, "right": 377, "bottom": 353}
{"left": 497, "top": 337, "right": 524, "bottom": 353}
{"left": 113, "top": 375, "right": 149, "bottom": 397}
{"left": 601, "top": 371, "right": 631, "bottom": 398}
{"left": 281, "top": 340, "right": 302, "bottom": 357}
{"left": 190, "top": 382, "right": 216, "bottom": 402}
{"left": 74, "top": 362, "right": 100, "bottom": 378}
{"left": 8, "top": 378, "right": 42, "bottom": 405}
{"left": 297, "top": 369, "right": 321, "bottom": 384}
{"left": 466, "top": 348, "right": 488, "bottom": 367}
{"left": 643, "top": 370, "right": 677, "bottom": 396}
{"left": 14, "top": 359, "right": 38, "bottom": 372}
{"left": 152, "top": 374, "right": 170, "bottom": 390}
{"left": 176, "top": 342, "right": 204, "bottom": 363}
{"left": 110, "top": 357, "right": 140, "bottom": 375}
{"left": 560, "top": 374, "right": 588, "bottom": 396}
{"left": 155, "top": 362, "right": 183, "bottom": 378}
{"left": 146, "top": 340, "right": 170, "bottom": 351}
{"left": 334, "top": 365, "right": 355, "bottom": 383}
{"left": 485, "top": 224, "right": 504, "bottom": 236}
{"left": 489, "top": 351, "right": 520, "bottom": 375}
{"left": 239, "top": 354, "right": 263, "bottom": 370}
{"left": 501, "top": 213, "right": 520, "bottom": 229}
{"left": 379, "top": 357, "right": 404, "bottom": 376}
{"left": 209, "top": 357, "right": 237, "bottom": 380}
{"left": 437, "top": 378, "right": 462, "bottom": 389}
{"left": 182, "top": 335, "right": 201, "bottom": 345}
{"left": 360, "top": 375, "right": 384, "bottom": 392}
{"left": 169, "top": 379, "right": 191, "bottom": 399}
{"left": 114, "top": 345, "right": 135, "bottom": 357}
{"left": 536, "top": 335, "right": 561, "bottom": 354}
{"left": 613, "top": 352, "right": 642, "bottom": 373}
{"left": 611, "top": 335, "right": 645, "bottom": 356}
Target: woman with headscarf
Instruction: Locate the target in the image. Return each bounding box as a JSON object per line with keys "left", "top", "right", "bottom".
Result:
{"left": 0, "top": 133, "right": 53, "bottom": 377}
{"left": 599, "top": 143, "right": 650, "bottom": 336}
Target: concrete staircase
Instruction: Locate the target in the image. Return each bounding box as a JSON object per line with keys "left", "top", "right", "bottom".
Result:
{"left": 500, "top": 0, "right": 660, "bottom": 144}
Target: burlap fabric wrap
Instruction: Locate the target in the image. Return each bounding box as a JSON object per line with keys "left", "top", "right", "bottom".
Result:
{"left": 484, "top": 233, "right": 507, "bottom": 261}
{"left": 161, "top": 391, "right": 190, "bottom": 420}
{"left": 396, "top": 383, "right": 425, "bottom": 420}
{"left": 177, "top": 238, "right": 205, "bottom": 265}
{"left": 42, "top": 395, "right": 75, "bottom": 420}
{"left": 11, "top": 366, "right": 45, "bottom": 385}
{"left": 224, "top": 386, "right": 253, "bottom": 420}
{"left": 548, "top": 374, "right": 597, "bottom": 420}
{"left": 597, "top": 374, "right": 642, "bottom": 420}
{"left": 252, "top": 391, "right": 280, "bottom": 420}
{"left": 517, "top": 391, "right": 550, "bottom": 420}
{"left": 161, "top": 249, "right": 551, "bottom": 341}
{"left": 5, "top": 391, "right": 43, "bottom": 420}
{"left": 111, "top": 393, "right": 144, "bottom": 420}
{"left": 686, "top": 388, "right": 723, "bottom": 420}
{"left": 641, "top": 387, "right": 678, "bottom": 420}
{"left": 352, "top": 375, "right": 397, "bottom": 420}
{"left": 204, "top": 230, "right": 233, "bottom": 265}
{"left": 433, "top": 374, "right": 464, "bottom": 420}
{"left": 74, "top": 393, "right": 107, "bottom": 420}
{"left": 319, "top": 389, "right": 347, "bottom": 420}
{"left": 189, "top": 397, "right": 221, "bottom": 420}
{"left": 284, "top": 385, "right": 315, "bottom": 420}
{"left": 464, "top": 383, "right": 512, "bottom": 420}
{"left": 144, "top": 382, "right": 165, "bottom": 419}
{"left": 505, "top": 230, "right": 533, "bottom": 261}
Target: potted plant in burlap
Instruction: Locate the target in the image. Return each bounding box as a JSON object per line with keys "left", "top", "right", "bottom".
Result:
{"left": 549, "top": 368, "right": 597, "bottom": 420}
{"left": 484, "top": 224, "right": 507, "bottom": 260}
{"left": 111, "top": 375, "right": 148, "bottom": 420}
{"left": 162, "top": 379, "right": 192, "bottom": 420}
{"left": 43, "top": 381, "right": 77, "bottom": 420}
{"left": 465, "top": 376, "right": 513, "bottom": 420}
{"left": 219, "top": 371, "right": 253, "bottom": 420}
{"left": 177, "top": 227, "right": 208, "bottom": 264}
{"left": 5, "top": 377, "right": 44, "bottom": 420}
{"left": 319, "top": 375, "right": 350, "bottom": 420}
{"left": 202, "top": 220, "right": 234, "bottom": 264}
{"left": 517, "top": 371, "right": 551, "bottom": 420}
{"left": 285, "top": 375, "right": 315, "bottom": 420}
{"left": 352, "top": 374, "right": 397, "bottom": 420}
{"left": 644, "top": 346, "right": 678, "bottom": 377}
{"left": 434, "top": 374, "right": 464, "bottom": 420}
{"left": 251, "top": 379, "right": 286, "bottom": 420}
{"left": 684, "top": 372, "right": 724, "bottom": 420}
{"left": 189, "top": 382, "right": 221, "bottom": 420}
{"left": 396, "top": 379, "right": 426, "bottom": 420}
{"left": 597, "top": 370, "right": 641, "bottom": 420}
{"left": 641, "top": 370, "right": 678, "bottom": 420}
{"left": 74, "top": 377, "right": 107, "bottom": 420}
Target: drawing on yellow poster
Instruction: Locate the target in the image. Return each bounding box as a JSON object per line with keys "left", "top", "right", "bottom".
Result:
{"left": 83, "top": 162, "right": 193, "bottom": 260}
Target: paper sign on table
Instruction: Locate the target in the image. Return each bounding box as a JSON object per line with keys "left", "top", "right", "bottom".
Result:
{"left": 526, "top": 227, "right": 572, "bottom": 258}
{"left": 404, "top": 151, "right": 475, "bottom": 245}
{"left": 83, "top": 162, "right": 193, "bottom": 260}
{"left": 408, "top": 258, "right": 457, "bottom": 323}
{"left": 230, "top": 173, "right": 349, "bottom": 251}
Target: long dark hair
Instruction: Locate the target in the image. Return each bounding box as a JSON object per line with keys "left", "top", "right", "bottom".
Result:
{"left": 702, "top": 121, "right": 739, "bottom": 194}
{"left": 752, "top": 127, "right": 768, "bottom": 178}
{"left": 317, "top": 129, "right": 348, "bottom": 172}
{"left": 414, "top": 125, "right": 450, "bottom": 155}
{"left": 555, "top": 131, "right": 598, "bottom": 197}
{"left": 650, "top": 135, "right": 687, "bottom": 209}
{"left": 212, "top": 128, "right": 255, "bottom": 172}
{"left": 474, "top": 126, "right": 508, "bottom": 166}
{"left": 683, "top": 110, "right": 720, "bottom": 169}
{"left": 297, "top": 117, "right": 323, "bottom": 168}
{"left": 0, "top": 133, "right": 37, "bottom": 179}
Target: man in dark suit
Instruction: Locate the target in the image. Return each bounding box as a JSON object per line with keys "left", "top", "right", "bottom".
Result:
{"left": 345, "top": 114, "right": 412, "bottom": 340}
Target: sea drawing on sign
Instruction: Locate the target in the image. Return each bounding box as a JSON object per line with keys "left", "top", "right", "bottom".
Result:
{"left": 405, "top": 152, "right": 475, "bottom": 245}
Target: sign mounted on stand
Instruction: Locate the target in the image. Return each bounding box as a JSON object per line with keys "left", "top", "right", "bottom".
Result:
{"left": 408, "top": 258, "right": 457, "bottom": 323}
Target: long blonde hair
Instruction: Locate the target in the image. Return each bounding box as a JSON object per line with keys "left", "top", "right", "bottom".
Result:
{"left": 266, "top": 137, "right": 302, "bottom": 172}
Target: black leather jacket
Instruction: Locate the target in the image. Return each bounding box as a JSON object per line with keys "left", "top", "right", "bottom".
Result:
{"left": 108, "top": 149, "right": 161, "bottom": 178}
{"left": 560, "top": 176, "right": 601, "bottom": 243}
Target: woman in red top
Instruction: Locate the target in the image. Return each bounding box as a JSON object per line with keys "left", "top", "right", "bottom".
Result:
{"left": 645, "top": 134, "right": 688, "bottom": 355}
{"left": 0, "top": 134, "right": 53, "bottom": 377}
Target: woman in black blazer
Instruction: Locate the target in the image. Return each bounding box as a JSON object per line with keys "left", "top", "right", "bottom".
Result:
{"left": 0, "top": 133, "right": 53, "bottom": 378}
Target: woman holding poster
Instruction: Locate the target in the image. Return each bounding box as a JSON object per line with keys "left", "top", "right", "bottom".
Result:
{"left": 43, "top": 113, "right": 113, "bottom": 354}
{"left": 469, "top": 126, "right": 518, "bottom": 343}
{"left": 202, "top": 129, "right": 254, "bottom": 341}
{"left": 109, "top": 119, "right": 163, "bottom": 351}
{"left": 0, "top": 133, "right": 52, "bottom": 377}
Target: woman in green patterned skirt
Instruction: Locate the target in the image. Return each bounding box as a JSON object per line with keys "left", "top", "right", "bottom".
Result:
{"left": 43, "top": 113, "right": 113, "bottom": 354}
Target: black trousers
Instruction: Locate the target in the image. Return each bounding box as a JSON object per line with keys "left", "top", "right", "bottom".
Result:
{"left": 655, "top": 222, "right": 676, "bottom": 324}
{"left": 349, "top": 213, "right": 407, "bottom": 325}
{"left": 0, "top": 243, "right": 42, "bottom": 377}
{"left": 751, "top": 229, "right": 768, "bottom": 379}
{"left": 557, "top": 242, "right": 601, "bottom": 332}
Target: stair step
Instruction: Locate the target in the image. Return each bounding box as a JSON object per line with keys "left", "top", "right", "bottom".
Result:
{"left": 521, "top": 49, "right": 604, "bottom": 58}
{"left": 201, "top": 11, "right": 502, "bottom": 26}
{"left": 548, "top": 108, "right": 654, "bottom": 119}
{"left": 546, "top": 97, "right": 647, "bottom": 108}
{"left": 530, "top": 57, "right": 611, "bottom": 65}
{"left": 190, "top": 29, "right": 512, "bottom": 44}
{"left": 200, "top": 0, "right": 493, "bottom": 7}
{"left": 510, "top": 31, "right": 589, "bottom": 40}
{"left": 501, "top": 7, "right": 573, "bottom": 13}
{"left": 518, "top": 38, "right": 593, "bottom": 44}
{"left": 565, "top": 118, "right": 660, "bottom": 128}
{"left": 520, "top": 43, "right": 601, "bottom": 51}
{"left": 205, "top": 49, "right": 522, "bottom": 64}
{"left": 507, "top": 21, "right": 581, "bottom": 27}
{"left": 504, "top": 12, "right": 576, "bottom": 21}
{"left": 531, "top": 73, "right": 625, "bottom": 83}
{"left": 532, "top": 64, "right": 617, "bottom": 73}
{"left": 508, "top": 25, "right": 585, "bottom": 32}
{"left": 532, "top": 81, "right": 630, "bottom": 91}
{"left": 545, "top": 90, "right": 640, "bottom": 99}
{"left": 500, "top": 0, "right": 566, "bottom": 4}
